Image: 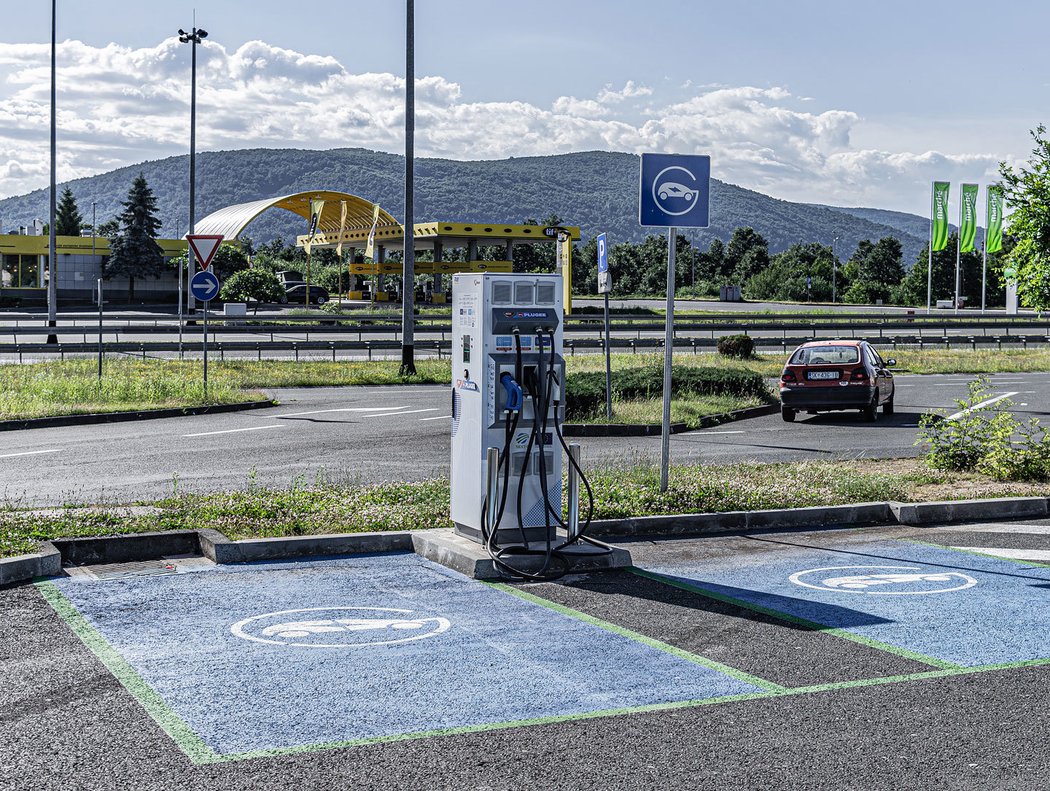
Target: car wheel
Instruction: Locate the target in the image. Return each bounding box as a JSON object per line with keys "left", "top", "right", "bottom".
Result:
{"left": 863, "top": 396, "right": 878, "bottom": 422}
{"left": 781, "top": 406, "right": 796, "bottom": 422}
{"left": 316, "top": 296, "right": 327, "bottom": 305}
{"left": 883, "top": 395, "right": 894, "bottom": 415}
{"left": 278, "top": 296, "right": 288, "bottom": 304}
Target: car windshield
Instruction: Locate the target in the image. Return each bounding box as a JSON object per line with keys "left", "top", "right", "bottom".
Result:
{"left": 790, "top": 346, "right": 860, "bottom": 365}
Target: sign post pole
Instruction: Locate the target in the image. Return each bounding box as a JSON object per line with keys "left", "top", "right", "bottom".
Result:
{"left": 660, "top": 227, "right": 676, "bottom": 491}
{"left": 97, "top": 278, "right": 103, "bottom": 389}
{"left": 639, "top": 153, "right": 710, "bottom": 493}
{"left": 596, "top": 232, "right": 612, "bottom": 420}
{"left": 186, "top": 234, "right": 223, "bottom": 399}
{"left": 203, "top": 294, "right": 208, "bottom": 399}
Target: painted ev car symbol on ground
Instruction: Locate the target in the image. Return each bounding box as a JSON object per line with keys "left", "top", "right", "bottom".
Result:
{"left": 789, "top": 565, "right": 978, "bottom": 595}
{"left": 230, "top": 607, "right": 452, "bottom": 648}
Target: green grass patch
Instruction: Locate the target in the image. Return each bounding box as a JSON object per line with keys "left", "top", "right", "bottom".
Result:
{"left": 4, "top": 458, "right": 1047, "bottom": 559}
{"left": 569, "top": 395, "right": 765, "bottom": 428}
{"left": 0, "top": 359, "right": 265, "bottom": 420}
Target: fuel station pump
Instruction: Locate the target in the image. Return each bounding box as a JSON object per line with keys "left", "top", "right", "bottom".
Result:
{"left": 450, "top": 273, "right": 605, "bottom": 579}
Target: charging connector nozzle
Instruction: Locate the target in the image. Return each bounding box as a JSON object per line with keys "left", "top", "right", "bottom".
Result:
{"left": 499, "top": 372, "right": 523, "bottom": 412}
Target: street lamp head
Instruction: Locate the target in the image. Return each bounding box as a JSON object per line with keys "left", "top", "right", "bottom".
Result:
{"left": 198, "top": 29, "right": 208, "bottom": 39}
{"left": 178, "top": 28, "right": 187, "bottom": 35}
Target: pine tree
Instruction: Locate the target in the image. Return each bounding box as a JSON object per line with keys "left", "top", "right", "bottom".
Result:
{"left": 54, "top": 187, "right": 83, "bottom": 237}
{"left": 105, "top": 173, "right": 164, "bottom": 302}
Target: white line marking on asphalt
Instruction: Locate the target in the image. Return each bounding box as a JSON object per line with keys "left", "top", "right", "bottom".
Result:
{"left": 936, "top": 524, "right": 1050, "bottom": 535}
{"left": 275, "top": 407, "right": 407, "bottom": 418}
{"left": 363, "top": 408, "right": 440, "bottom": 418}
{"left": 419, "top": 415, "right": 452, "bottom": 421}
{"left": 0, "top": 448, "right": 63, "bottom": 459}
{"left": 950, "top": 546, "right": 1050, "bottom": 563}
{"left": 700, "top": 430, "right": 746, "bottom": 435}
{"left": 184, "top": 425, "right": 285, "bottom": 437}
{"left": 945, "top": 392, "right": 1018, "bottom": 421}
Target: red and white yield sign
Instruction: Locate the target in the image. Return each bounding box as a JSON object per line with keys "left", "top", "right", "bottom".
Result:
{"left": 186, "top": 234, "right": 224, "bottom": 270}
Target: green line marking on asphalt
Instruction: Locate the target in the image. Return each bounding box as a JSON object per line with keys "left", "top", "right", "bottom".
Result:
{"left": 203, "top": 691, "right": 775, "bottom": 764}
{"left": 33, "top": 581, "right": 221, "bottom": 765}
{"left": 901, "top": 538, "right": 1050, "bottom": 569}
{"left": 36, "top": 570, "right": 1050, "bottom": 766}
{"left": 627, "top": 567, "right": 964, "bottom": 671}
{"left": 485, "top": 580, "right": 786, "bottom": 693}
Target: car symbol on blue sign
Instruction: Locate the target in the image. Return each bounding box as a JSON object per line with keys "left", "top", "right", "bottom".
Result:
{"left": 639, "top": 153, "right": 711, "bottom": 228}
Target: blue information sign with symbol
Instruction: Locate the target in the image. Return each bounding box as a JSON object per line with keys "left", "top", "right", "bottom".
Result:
{"left": 597, "top": 232, "right": 610, "bottom": 294}
{"left": 639, "top": 153, "right": 711, "bottom": 228}
{"left": 190, "top": 269, "right": 220, "bottom": 303}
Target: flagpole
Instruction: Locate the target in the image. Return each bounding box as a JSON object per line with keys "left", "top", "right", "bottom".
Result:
{"left": 927, "top": 181, "right": 934, "bottom": 314}
{"left": 954, "top": 193, "right": 962, "bottom": 315}
{"left": 981, "top": 187, "right": 988, "bottom": 313}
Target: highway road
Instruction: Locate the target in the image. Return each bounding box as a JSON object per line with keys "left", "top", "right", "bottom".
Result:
{"left": 3, "top": 372, "right": 1049, "bottom": 507}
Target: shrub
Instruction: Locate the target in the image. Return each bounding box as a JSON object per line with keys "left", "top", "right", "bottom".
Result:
{"left": 565, "top": 364, "right": 769, "bottom": 420}
{"left": 915, "top": 375, "right": 1050, "bottom": 480}
{"left": 313, "top": 265, "right": 347, "bottom": 294}
{"left": 716, "top": 334, "right": 755, "bottom": 359}
{"left": 219, "top": 268, "right": 285, "bottom": 308}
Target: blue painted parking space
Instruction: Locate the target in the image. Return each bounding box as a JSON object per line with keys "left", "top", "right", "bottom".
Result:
{"left": 45, "top": 553, "right": 763, "bottom": 759}
{"left": 645, "top": 540, "right": 1050, "bottom": 668}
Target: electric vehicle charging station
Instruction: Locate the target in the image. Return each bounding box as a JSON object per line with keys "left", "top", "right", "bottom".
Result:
{"left": 449, "top": 272, "right": 618, "bottom": 579}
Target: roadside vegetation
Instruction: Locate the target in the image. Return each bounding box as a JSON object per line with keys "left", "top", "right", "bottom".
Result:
{"left": 5, "top": 457, "right": 1048, "bottom": 560}
{"left": 918, "top": 376, "right": 1050, "bottom": 482}
{"left": 4, "top": 347, "right": 1050, "bottom": 422}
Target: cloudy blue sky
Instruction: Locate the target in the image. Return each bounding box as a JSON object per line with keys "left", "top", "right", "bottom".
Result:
{"left": 1, "top": 0, "right": 1046, "bottom": 214}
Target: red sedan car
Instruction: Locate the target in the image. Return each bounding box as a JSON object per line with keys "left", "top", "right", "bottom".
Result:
{"left": 779, "top": 340, "right": 895, "bottom": 422}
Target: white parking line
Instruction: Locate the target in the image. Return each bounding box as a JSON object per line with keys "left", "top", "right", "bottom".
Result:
{"left": 184, "top": 425, "right": 285, "bottom": 438}
{"left": 275, "top": 407, "right": 407, "bottom": 418}
{"left": 419, "top": 415, "right": 452, "bottom": 421}
{"left": 937, "top": 523, "right": 1050, "bottom": 535}
{"left": 951, "top": 546, "right": 1050, "bottom": 563}
{"left": 699, "top": 430, "right": 746, "bottom": 435}
{"left": 945, "top": 392, "right": 1018, "bottom": 421}
{"left": 0, "top": 448, "right": 63, "bottom": 459}
{"left": 363, "top": 408, "right": 440, "bottom": 418}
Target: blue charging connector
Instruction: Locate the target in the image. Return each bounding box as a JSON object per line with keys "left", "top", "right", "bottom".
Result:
{"left": 499, "top": 372, "right": 523, "bottom": 412}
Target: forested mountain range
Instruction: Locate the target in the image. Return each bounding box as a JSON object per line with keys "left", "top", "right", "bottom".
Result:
{"left": 0, "top": 148, "right": 929, "bottom": 267}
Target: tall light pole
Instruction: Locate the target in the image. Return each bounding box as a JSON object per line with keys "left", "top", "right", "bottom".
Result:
{"left": 178, "top": 25, "right": 207, "bottom": 319}
{"left": 46, "top": 0, "right": 57, "bottom": 344}
{"left": 831, "top": 235, "right": 837, "bottom": 304}
{"left": 399, "top": 0, "right": 416, "bottom": 375}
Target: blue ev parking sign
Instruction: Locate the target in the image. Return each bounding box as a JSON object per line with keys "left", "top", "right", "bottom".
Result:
{"left": 639, "top": 153, "right": 711, "bottom": 228}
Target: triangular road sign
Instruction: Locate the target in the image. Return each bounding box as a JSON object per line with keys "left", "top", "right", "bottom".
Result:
{"left": 186, "top": 234, "right": 224, "bottom": 270}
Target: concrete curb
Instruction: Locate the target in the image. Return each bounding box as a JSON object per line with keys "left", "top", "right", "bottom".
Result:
{"left": 0, "top": 542, "right": 61, "bottom": 587}
{"left": 198, "top": 528, "right": 413, "bottom": 564}
{"left": 3, "top": 494, "right": 1049, "bottom": 587}
{"left": 589, "top": 502, "right": 893, "bottom": 537}
{"left": 563, "top": 402, "right": 779, "bottom": 437}
{"left": 0, "top": 399, "right": 276, "bottom": 432}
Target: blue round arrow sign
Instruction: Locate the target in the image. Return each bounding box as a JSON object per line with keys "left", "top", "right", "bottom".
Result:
{"left": 190, "top": 269, "right": 220, "bottom": 302}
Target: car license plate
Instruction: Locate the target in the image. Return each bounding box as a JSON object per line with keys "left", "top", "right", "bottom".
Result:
{"left": 807, "top": 370, "right": 839, "bottom": 380}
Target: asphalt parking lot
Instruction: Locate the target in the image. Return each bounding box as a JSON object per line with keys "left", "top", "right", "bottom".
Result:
{"left": 3, "top": 372, "right": 1050, "bottom": 506}
{"left": 5, "top": 519, "right": 1050, "bottom": 789}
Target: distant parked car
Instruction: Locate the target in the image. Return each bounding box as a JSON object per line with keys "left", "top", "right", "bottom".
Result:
{"left": 280, "top": 284, "right": 329, "bottom": 305}
{"left": 779, "top": 340, "right": 895, "bottom": 422}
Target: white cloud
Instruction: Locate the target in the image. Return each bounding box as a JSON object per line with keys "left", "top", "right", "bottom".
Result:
{"left": 0, "top": 38, "right": 1012, "bottom": 214}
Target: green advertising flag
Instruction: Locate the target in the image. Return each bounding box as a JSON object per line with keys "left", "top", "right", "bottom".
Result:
{"left": 959, "top": 183, "right": 978, "bottom": 253}
{"left": 985, "top": 186, "right": 1004, "bottom": 253}
{"left": 931, "top": 181, "right": 950, "bottom": 251}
